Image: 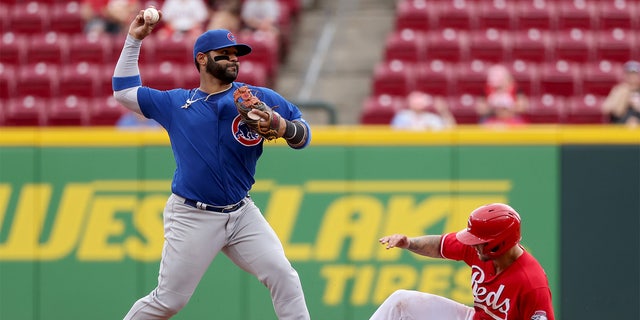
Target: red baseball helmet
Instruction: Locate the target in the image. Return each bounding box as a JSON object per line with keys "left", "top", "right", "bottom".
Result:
{"left": 456, "top": 203, "right": 522, "bottom": 259}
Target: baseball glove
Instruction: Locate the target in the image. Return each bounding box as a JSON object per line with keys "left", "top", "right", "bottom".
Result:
{"left": 233, "top": 85, "right": 282, "bottom": 140}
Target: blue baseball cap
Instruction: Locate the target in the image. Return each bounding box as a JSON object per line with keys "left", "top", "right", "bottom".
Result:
{"left": 193, "top": 29, "right": 252, "bottom": 59}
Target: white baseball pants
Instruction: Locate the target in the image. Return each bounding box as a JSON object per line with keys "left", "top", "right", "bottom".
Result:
{"left": 369, "top": 289, "right": 474, "bottom": 320}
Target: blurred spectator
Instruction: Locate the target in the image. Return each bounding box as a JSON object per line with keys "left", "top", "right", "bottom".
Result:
{"left": 81, "top": 0, "right": 141, "bottom": 36}
{"left": 601, "top": 60, "right": 640, "bottom": 127}
{"left": 476, "top": 64, "right": 529, "bottom": 127}
{"left": 240, "top": 0, "right": 280, "bottom": 36}
{"left": 391, "top": 91, "right": 456, "bottom": 131}
{"left": 117, "top": 111, "right": 161, "bottom": 129}
{"left": 158, "top": 0, "right": 209, "bottom": 41}
{"left": 206, "top": 0, "right": 242, "bottom": 34}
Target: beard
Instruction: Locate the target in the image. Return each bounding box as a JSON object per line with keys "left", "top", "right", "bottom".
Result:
{"left": 205, "top": 57, "right": 238, "bottom": 84}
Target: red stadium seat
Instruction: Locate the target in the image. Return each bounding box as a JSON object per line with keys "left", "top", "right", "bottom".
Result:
{"left": 524, "top": 94, "right": 566, "bottom": 124}
{"left": 424, "top": 28, "right": 466, "bottom": 62}
{"left": 47, "top": 95, "right": 90, "bottom": 126}
{"left": 594, "top": 28, "right": 636, "bottom": 64}
{"left": 507, "top": 59, "right": 541, "bottom": 97}
{"left": 89, "top": 96, "right": 126, "bottom": 126}
{"left": 433, "top": 0, "right": 476, "bottom": 30}
{"left": 596, "top": 1, "right": 637, "bottom": 31}
{"left": 0, "top": 32, "right": 27, "bottom": 65}
{"left": 466, "top": 28, "right": 511, "bottom": 63}
{"left": 360, "top": 94, "right": 406, "bottom": 124}
{"left": 582, "top": 61, "right": 622, "bottom": 97}
{"left": 539, "top": 60, "right": 582, "bottom": 97}
{"left": 371, "top": 60, "right": 415, "bottom": 97}
{"left": 9, "top": 2, "right": 50, "bottom": 34}
{"left": 49, "top": 2, "right": 84, "bottom": 34}
{"left": 514, "top": 1, "right": 556, "bottom": 31}
{"left": 394, "top": 0, "right": 434, "bottom": 31}
{"left": 452, "top": 60, "right": 490, "bottom": 96}
{"left": 0, "top": 4, "right": 9, "bottom": 33}
{"left": 16, "top": 62, "right": 59, "bottom": 98}
{"left": 565, "top": 94, "right": 607, "bottom": 124}
{"left": 510, "top": 29, "right": 552, "bottom": 63}
{"left": 237, "top": 31, "right": 280, "bottom": 82}
{"left": 181, "top": 64, "right": 200, "bottom": 90}
{"left": 25, "top": 32, "right": 69, "bottom": 65}
{"left": 143, "top": 33, "right": 192, "bottom": 64}
{"left": 59, "top": 62, "right": 102, "bottom": 98}
{"left": 384, "top": 29, "right": 426, "bottom": 64}
{"left": 68, "top": 33, "right": 115, "bottom": 65}
{"left": 550, "top": 29, "right": 595, "bottom": 63}
{"left": 236, "top": 60, "right": 268, "bottom": 87}
{"left": 0, "top": 63, "right": 16, "bottom": 99}
{"left": 3, "top": 96, "right": 47, "bottom": 126}
{"left": 475, "top": 0, "right": 516, "bottom": 30}
{"left": 141, "top": 61, "right": 184, "bottom": 91}
{"left": 555, "top": 1, "right": 597, "bottom": 30}
{"left": 447, "top": 94, "right": 479, "bottom": 124}
{"left": 414, "top": 60, "right": 454, "bottom": 96}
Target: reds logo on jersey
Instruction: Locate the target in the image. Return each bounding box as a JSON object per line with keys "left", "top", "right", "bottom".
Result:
{"left": 471, "top": 266, "right": 511, "bottom": 320}
{"left": 232, "top": 115, "right": 262, "bottom": 146}
{"left": 531, "top": 311, "right": 548, "bottom": 320}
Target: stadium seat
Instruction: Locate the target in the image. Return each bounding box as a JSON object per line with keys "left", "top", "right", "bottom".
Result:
{"left": 565, "top": 94, "right": 607, "bottom": 124}
{"left": 513, "top": 0, "right": 556, "bottom": 31}
{"left": 236, "top": 60, "right": 268, "bottom": 87}
{"left": 237, "top": 31, "right": 280, "bottom": 83}
{"left": 88, "top": 96, "right": 126, "bottom": 126}
{"left": 424, "top": 28, "right": 466, "bottom": 62}
{"left": 582, "top": 61, "right": 622, "bottom": 97}
{"left": 414, "top": 60, "right": 454, "bottom": 96}
{"left": 550, "top": 29, "right": 595, "bottom": 63}
{"left": 143, "top": 33, "right": 192, "bottom": 64}
{"left": 181, "top": 64, "right": 200, "bottom": 90}
{"left": 452, "top": 60, "right": 489, "bottom": 97}
{"left": 16, "top": 62, "right": 59, "bottom": 98}
{"left": 539, "top": 60, "right": 582, "bottom": 97}
{"left": 447, "top": 94, "right": 479, "bottom": 124}
{"left": 475, "top": 0, "right": 516, "bottom": 30}
{"left": 141, "top": 61, "right": 184, "bottom": 91}
{"left": 26, "top": 32, "right": 69, "bottom": 65}
{"left": 9, "top": 2, "right": 50, "bottom": 34}
{"left": 466, "top": 28, "right": 511, "bottom": 63}
{"left": 596, "top": 1, "right": 637, "bottom": 31}
{"left": 394, "top": 0, "right": 433, "bottom": 31}
{"left": 555, "top": 1, "right": 597, "bottom": 30}
{"left": 3, "top": 96, "right": 47, "bottom": 126}
{"left": 0, "top": 32, "right": 27, "bottom": 65}
{"left": 510, "top": 29, "right": 552, "bottom": 63}
{"left": 59, "top": 62, "right": 102, "bottom": 98}
{"left": 49, "top": 2, "right": 84, "bottom": 34}
{"left": 433, "top": 0, "right": 476, "bottom": 30}
{"left": 68, "top": 33, "right": 115, "bottom": 65}
{"left": 360, "top": 94, "right": 406, "bottom": 124}
{"left": 0, "top": 4, "right": 9, "bottom": 33}
{"left": 0, "top": 63, "right": 16, "bottom": 99}
{"left": 384, "top": 29, "right": 426, "bottom": 64}
{"left": 507, "top": 59, "right": 541, "bottom": 97}
{"left": 524, "top": 94, "right": 566, "bottom": 123}
{"left": 371, "top": 59, "right": 415, "bottom": 97}
{"left": 48, "top": 95, "right": 90, "bottom": 126}
{"left": 594, "top": 28, "right": 636, "bottom": 63}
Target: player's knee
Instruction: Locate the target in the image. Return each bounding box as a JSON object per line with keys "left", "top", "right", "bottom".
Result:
{"left": 384, "top": 289, "right": 415, "bottom": 306}
{"left": 152, "top": 290, "right": 190, "bottom": 315}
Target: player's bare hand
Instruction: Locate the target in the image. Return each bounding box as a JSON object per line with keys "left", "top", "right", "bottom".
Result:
{"left": 379, "top": 234, "right": 410, "bottom": 249}
{"left": 128, "top": 8, "right": 162, "bottom": 40}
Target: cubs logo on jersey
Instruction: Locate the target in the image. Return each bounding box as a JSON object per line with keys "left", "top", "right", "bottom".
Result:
{"left": 531, "top": 311, "right": 548, "bottom": 320}
{"left": 232, "top": 115, "right": 262, "bottom": 146}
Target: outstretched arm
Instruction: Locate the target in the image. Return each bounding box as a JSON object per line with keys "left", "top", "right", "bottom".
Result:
{"left": 379, "top": 234, "right": 443, "bottom": 259}
{"left": 112, "top": 8, "right": 162, "bottom": 114}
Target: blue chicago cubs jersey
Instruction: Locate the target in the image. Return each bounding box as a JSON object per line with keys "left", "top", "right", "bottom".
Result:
{"left": 137, "top": 82, "right": 305, "bottom": 206}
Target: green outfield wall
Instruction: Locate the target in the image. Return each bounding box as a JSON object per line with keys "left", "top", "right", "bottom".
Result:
{"left": 0, "top": 125, "right": 638, "bottom": 320}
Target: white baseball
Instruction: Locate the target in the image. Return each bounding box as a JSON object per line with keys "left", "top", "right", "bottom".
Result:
{"left": 143, "top": 7, "right": 160, "bottom": 24}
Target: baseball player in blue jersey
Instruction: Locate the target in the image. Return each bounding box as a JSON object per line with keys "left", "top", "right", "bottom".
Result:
{"left": 113, "top": 8, "right": 311, "bottom": 320}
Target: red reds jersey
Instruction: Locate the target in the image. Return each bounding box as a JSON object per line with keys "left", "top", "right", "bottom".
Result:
{"left": 440, "top": 233, "right": 555, "bottom": 320}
